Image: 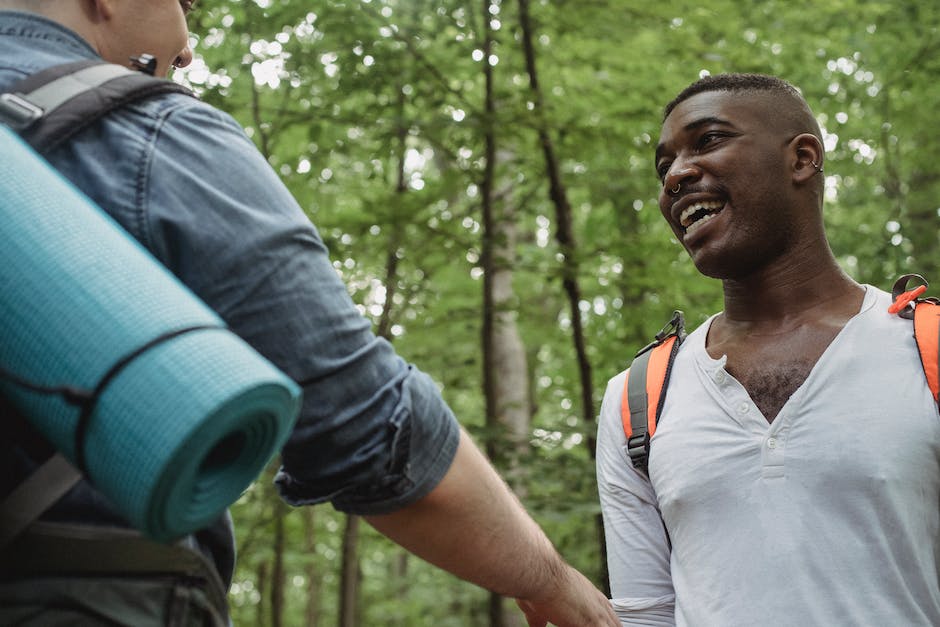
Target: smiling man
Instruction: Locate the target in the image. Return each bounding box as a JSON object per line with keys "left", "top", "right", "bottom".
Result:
{"left": 596, "top": 74, "right": 940, "bottom": 625}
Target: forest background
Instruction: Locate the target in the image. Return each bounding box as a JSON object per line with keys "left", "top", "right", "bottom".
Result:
{"left": 179, "top": 1, "right": 940, "bottom": 625}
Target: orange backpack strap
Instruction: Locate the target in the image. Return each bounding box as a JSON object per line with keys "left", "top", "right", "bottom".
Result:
{"left": 914, "top": 302, "right": 940, "bottom": 407}
{"left": 890, "top": 274, "right": 940, "bottom": 409}
{"left": 621, "top": 311, "right": 686, "bottom": 473}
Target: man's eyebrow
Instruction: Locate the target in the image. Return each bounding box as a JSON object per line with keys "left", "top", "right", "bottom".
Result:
{"left": 655, "top": 116, "right": 735, "bottom": 162}
{"left": 683, "top": 115, "right": 733, "bottom": 132}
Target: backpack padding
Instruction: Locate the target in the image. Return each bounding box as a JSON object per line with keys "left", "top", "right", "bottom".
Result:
{"left": 8, "top": 61, "right": 129, "bottom": 112}
{"left": 621, "top": 336, "right": 679, "bottom": 440}
{"left": 621, "top": 335, "right": 680, "bottom": 472}
{"left": 913, "top": 301, "right": 940, "bottom": 406}
{"left": 4, "top": 59, "right": 192, "bottom": 155}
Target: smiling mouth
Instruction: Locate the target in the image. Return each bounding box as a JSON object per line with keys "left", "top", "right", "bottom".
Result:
{"left": 679, "top": 200, "right": 724, "bottom": 235}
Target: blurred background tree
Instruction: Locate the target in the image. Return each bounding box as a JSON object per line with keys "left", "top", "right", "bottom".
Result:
{"left": 178, "top": 0, "right": 940, "bottom": 624}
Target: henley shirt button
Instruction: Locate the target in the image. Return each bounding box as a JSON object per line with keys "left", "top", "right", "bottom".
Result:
{"left": 767, "top": 437, "right": 778, "bottom": 449}
{"left": 714, "top": 370, "right": 726, "bottom": 384}
{"left": 737, "top": 402, "right": 750, "bottom": 414}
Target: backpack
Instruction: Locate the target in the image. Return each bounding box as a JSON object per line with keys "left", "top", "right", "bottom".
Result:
{"left": 621, "top": 275, "right": 940, "bottom": 475}
{"left": 0, "top": 58, "right": 246, "bottom": 626}
{"left": 0, "top": 57, "right": 197, "bottom": 545}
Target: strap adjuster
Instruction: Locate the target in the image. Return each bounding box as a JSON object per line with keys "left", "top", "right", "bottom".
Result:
{"left": 0, "top": 92, "right": 44, "bottom": 130}
{"left": 635, "top": 310, "right": 686, "bottom": 357}
{"left": 890, "top": 274, "right": 930, "bottom": 320}
{"left": 627, "top": 432, "right": 650, "bottom": 470}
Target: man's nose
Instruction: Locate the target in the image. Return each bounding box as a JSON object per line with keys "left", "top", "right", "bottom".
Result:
{"left": 174, "top": 46, "right": 194, "bottom": 69}
{"left": 662, "top": 159, "right": 701, "bottom": 195}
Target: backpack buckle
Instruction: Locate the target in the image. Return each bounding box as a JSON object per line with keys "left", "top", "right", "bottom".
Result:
{"left": 635, "top": 310, "right": 686, "bottom": 357}
{"left": 626, "top": 432, "right": 650, "bottom": 470}
{"left": 0, "top": 92, "right": 44, "bottom": 131}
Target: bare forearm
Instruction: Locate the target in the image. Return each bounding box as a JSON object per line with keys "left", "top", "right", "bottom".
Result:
{"left": 365, "top": 428, "right": 618, "bottom": 626}
{"left": 366, "top": 429, "right": 557, "bottom": 595}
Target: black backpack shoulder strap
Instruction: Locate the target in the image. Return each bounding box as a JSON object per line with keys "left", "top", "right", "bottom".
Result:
{"left": 0, "top": 58, "right": 194, "bottom": 155}
{"left": 0, "top": 453, "right": 81, "bottom": 548}
{"left": 620, "top": 311, "right": 686, "bottom": 474}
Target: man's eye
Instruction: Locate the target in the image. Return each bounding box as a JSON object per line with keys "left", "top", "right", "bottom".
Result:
{"left": 697, "top": 131, "right": 724, "bottom": 148}
{"left": 656, "top": 163, "right": 671, "bottom": 182}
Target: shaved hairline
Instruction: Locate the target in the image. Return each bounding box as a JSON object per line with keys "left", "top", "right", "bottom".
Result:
{"left": 664, "top": 73, "right": 823, "bottom": 143}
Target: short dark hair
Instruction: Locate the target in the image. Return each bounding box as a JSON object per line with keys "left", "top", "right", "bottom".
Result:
{"left": 663, "top": 73, "right": 821, "bottom": 140}
{"left": 665, "top": 74, "right": 803, "bottom": 119}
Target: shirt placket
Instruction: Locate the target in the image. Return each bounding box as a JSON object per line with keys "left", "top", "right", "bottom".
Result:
{"left": 711, "top": 364, "right": 789, "bottom": 478}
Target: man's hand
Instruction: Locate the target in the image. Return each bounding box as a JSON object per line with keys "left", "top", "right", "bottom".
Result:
{"left": 515, "top": 564, "right": 619, "bottom": 627}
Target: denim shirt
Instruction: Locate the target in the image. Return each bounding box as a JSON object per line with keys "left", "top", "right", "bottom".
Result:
{"left": 0, "top": 11, "right": 459, "bottom": 584}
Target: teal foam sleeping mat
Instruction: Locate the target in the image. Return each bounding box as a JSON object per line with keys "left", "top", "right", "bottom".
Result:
{"left": 0, "top": 125, "right": 301, "bottom": 541}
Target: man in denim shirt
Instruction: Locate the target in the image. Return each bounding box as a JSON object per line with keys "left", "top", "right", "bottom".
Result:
{"left": 0, "top": 1, "right": 618, "bottom": 625}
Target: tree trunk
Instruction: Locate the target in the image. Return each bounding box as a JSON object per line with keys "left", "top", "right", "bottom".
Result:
{"left": 515, "top": 0, "right": 595, "bottom": 450}
{"left": 481, "top": 3, "right": 531, "bottom": 625}
{"left": 396, "top": 551, "right": 409, "bottom": 606}
{"left": 303, "top": 507, "right": 320, "bottom": 627}
{"left": 339, "top": 514, "right": 362, "bottom": 627}
{"left": 484, "top": 150, "right": 534, "bottom": 627}
{"left": 336, "top": 72, "right": 413, "bottom": 627}
{"left": 516, "top": 0, "right": 609, "bottom": 592}
{"left": 270, "top": 498, "right": 287, "bottom": 627}
{"left": 256, "top": 560, "right": 268, "bottom": 626}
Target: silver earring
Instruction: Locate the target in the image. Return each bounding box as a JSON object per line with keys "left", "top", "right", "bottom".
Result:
{"left": 811, "top": 160, "right": 824, "bottom": 173}
{"left": 671, "top": 182, "right": 681, "bottom": 194}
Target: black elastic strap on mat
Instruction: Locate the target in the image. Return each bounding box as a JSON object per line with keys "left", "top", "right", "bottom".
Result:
{"left": 70, "top": 324, "right": 220, "bottom": 472}
{"left": 0, "top": 324, "right": 220, "bottom": 473}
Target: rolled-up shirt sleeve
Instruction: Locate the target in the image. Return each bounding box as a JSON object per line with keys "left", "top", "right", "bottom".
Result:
{"left": 141, "top": 100, "right": 459, "bottom": 515}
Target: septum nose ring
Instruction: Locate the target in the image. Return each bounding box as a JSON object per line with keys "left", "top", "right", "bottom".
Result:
{"left": 670, "top": 182, "right": 681, "bottom": 195}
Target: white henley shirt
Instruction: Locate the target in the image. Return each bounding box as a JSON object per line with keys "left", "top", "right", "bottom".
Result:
{"left": 597, "top": 286, "right": 940, "bottom": 626}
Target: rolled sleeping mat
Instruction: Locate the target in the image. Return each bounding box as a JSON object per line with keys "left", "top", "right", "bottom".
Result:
{"left": 0, "top": 126, "right": 301, "bottom": 542}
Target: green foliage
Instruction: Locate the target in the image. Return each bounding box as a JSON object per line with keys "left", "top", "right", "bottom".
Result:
{"left": 182, "top": 0, "right": 940, "bottom": 624}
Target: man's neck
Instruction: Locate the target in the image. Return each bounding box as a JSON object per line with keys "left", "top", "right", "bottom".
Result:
{"left": 707, "top": 251, "right": 865, "bottom": 422}
{"left": 0, "top": 2, "right": 97, "bottom": 50}
{"left": 718, "top": 249, "right": 863, "bottom": 333}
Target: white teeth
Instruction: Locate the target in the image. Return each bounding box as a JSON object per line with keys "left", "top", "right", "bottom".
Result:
{"left": 679, "top": 201, "right": 723, "bottom": 229}
{"left": 685, "top": 211, "right": 716, "bottom": 235}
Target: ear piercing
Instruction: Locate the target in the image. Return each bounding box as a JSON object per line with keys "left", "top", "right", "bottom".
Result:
{"left": 129, "top": 54, "right": 157, "bottom": 76}
{"left": 811, "top": 160, "right": 824, "bottom": 173}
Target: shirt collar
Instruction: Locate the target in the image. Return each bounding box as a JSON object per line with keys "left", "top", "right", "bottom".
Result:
{"left": 0, "top": 10, "right": 100, "bottom": 59}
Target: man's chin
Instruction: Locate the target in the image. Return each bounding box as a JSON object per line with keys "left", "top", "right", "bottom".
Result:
{"left": 688, "top": 249, "right": 756, "bottom": 281}
{"left": 685, "top": 246, "right": 721, "bottom": 278}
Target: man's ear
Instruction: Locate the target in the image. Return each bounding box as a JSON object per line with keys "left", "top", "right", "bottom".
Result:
{"left": 791, "top": 133, "right": 824, "bottom": 184}
{"left": 86, "top": 0, "right": 115, "bottom": 22}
